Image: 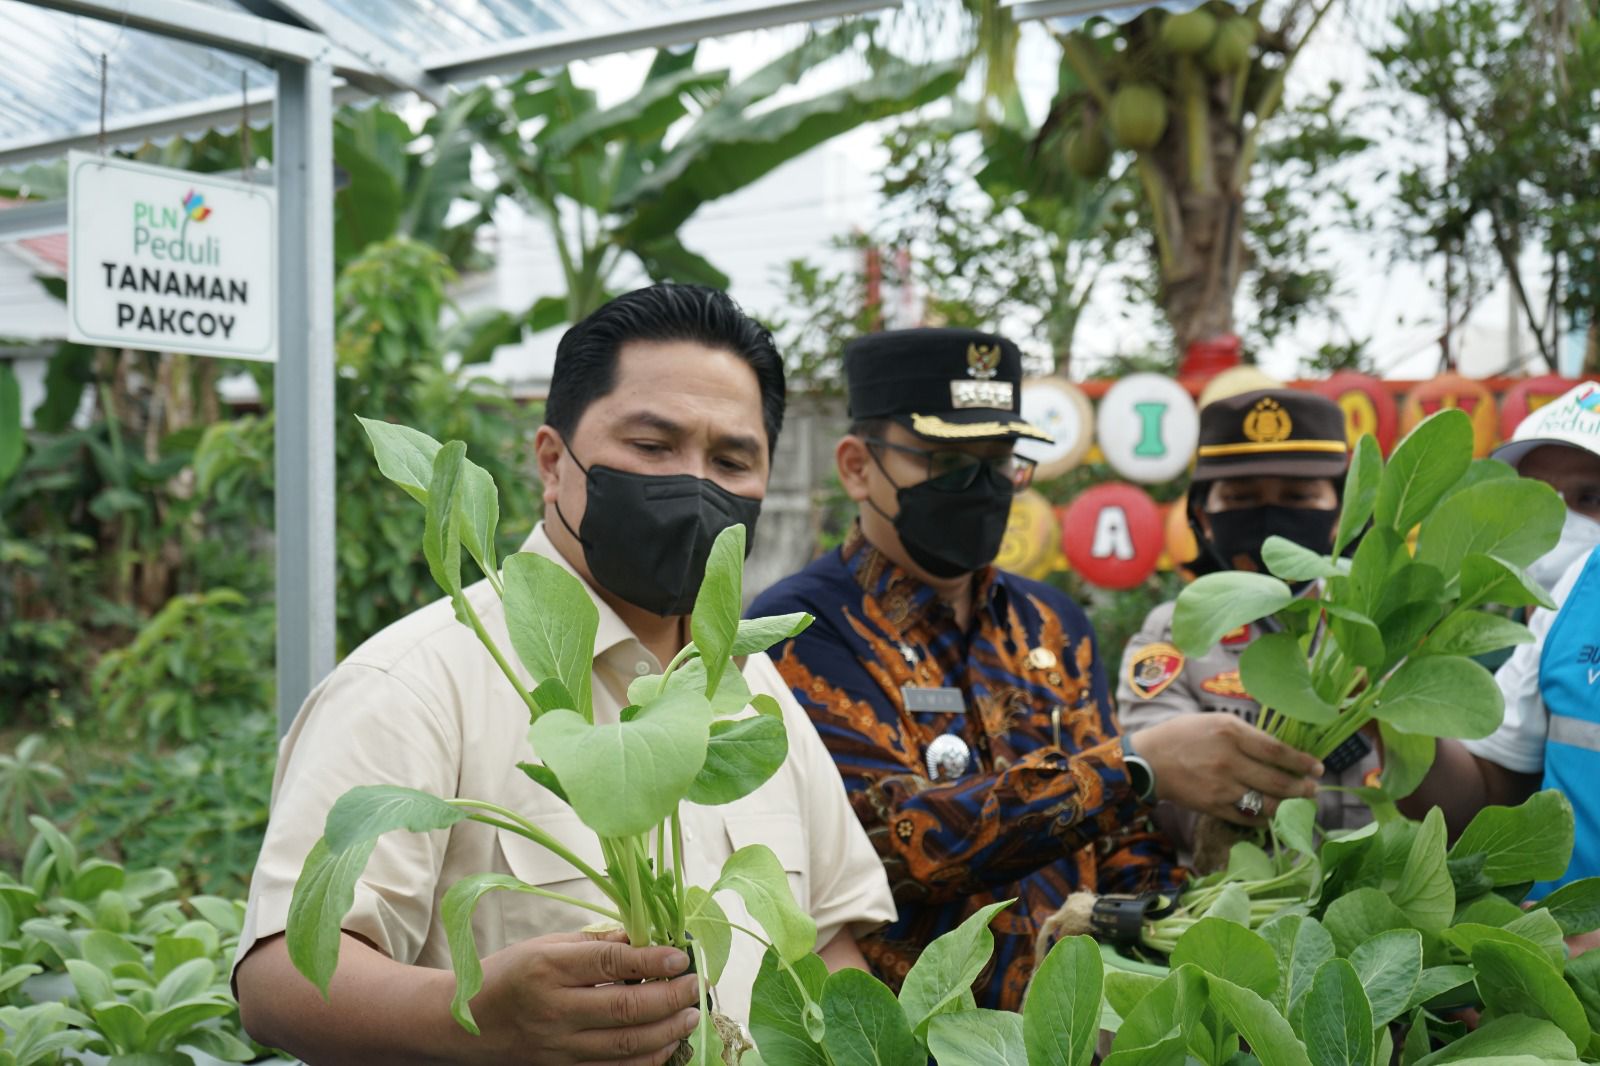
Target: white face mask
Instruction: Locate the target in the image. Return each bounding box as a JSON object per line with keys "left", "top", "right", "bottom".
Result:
{"left": 1527, "top": 508, "right": 1600, "bottom": 593}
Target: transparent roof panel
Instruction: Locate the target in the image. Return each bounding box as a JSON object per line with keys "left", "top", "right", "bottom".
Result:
{"left": 0, "top": 4, "right": 274, "bottom": 149}
{"left": 0, "top": 0, "right": 752, "bottom": 164}
{"left": 314, "top": 0, "right": 656, "bottom": 57}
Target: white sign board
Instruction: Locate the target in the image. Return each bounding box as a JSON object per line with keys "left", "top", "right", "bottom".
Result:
{"left": 68, "top": 152, "right": 276, "bottom": 361}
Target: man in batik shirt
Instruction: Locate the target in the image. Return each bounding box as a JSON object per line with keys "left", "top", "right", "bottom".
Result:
{"left": 749, "top": 329, "right": 1326, "bottom": 1009}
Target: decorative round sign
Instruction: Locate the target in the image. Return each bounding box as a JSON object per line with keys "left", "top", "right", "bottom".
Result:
{"left": 1015, "top": 378, "right": 1095, "bottom": 481}
{"left": 1096, "top": 373, "right": 1199, "bottom": 483}
{"left": 1061, "top": 482, "right": 1165, "bottom": 589}
{"left": 1309, "top": 372, "right": 1398, "bottom": 456}
{"left": 1500, "top": 374, "right": 1579, "bottom": 441}
{"left": 996, "top": 489, "right": 1062, "bottom": 580}
{"left": 1400, "top": 372, "right": 1498, "bottom": 457}
{"left": 1197, "top": 366, "right": 1282, "bottom": 410}
{"left": 1164, "top": 494, "right": 1199, "bottom": 571}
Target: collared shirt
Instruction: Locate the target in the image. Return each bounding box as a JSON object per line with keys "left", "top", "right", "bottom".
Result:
{"left": 235, "top": 524, "right": 895, "bottom": 1030}
{"left": 747, "top": 525, "right": 1179, "bottom": 1011}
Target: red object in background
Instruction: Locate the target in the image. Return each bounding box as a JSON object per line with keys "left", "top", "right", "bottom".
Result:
{"left": 1061, "top": 483, "right": 1165, "bottom": 589}
{"left": 1401, "top": 372, "right": 1499, "bottom": 456}
{"left": 1309, "top": 372, "right": 1400, "bottom": 456}
{"left": 1178, "top": 334, "right": 1242, "bottom": 380}
{"left": 1499, "top": 374, "right": 1579, "bottom": 440}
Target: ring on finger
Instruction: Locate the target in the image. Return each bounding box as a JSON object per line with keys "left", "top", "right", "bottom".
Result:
{"left": 1236, "top": 789, "right": 1265, "bottom": 818}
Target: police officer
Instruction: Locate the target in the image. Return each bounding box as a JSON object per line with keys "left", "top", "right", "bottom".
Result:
{"left": 1119, "top": 388, "right": 1380, "bottom": 866}
{"left": 750, "top": 332, "right": 1322, "bottom": 1009}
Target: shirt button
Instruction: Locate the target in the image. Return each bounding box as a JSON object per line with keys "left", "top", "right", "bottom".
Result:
{"left": 635, "top": 661, "right": 650, "bottom": 676}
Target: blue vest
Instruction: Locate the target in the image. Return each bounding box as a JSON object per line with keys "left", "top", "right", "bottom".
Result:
{"left": 1534, "top": 547, "right": 1600, "bottom": 898}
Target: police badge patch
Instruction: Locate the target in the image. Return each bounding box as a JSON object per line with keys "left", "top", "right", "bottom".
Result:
{"left": 1126, "top": 642, "right": 1184, "bottom": 699}
{"left": 1201, "top": 670, "right": 1249, "bottom": 698}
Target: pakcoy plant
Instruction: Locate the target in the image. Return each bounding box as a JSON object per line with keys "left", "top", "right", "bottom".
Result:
{"left": 1079, "top": 792, "right": 1600, "bottom": 1066}
{"left": 1169, "top": 407, "right": 1567, "bottom": 799}
{"left": 285, "top": 418, "right": 819, "bottom": 1064}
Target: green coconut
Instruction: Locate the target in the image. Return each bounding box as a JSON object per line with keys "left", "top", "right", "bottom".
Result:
{"left": 1203, "top": 16, "right": 1255, "bottom": 74}
{"left": 1064, "top": 121, "right": 1111, "bottom": 177}
{"left": 1109, "top": 84, "right": 1169, "bottom": 151}
{"left": 1159, "top": 9, "right": 1217, "bottom": 56}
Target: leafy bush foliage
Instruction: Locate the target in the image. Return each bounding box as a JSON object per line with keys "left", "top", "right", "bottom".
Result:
{"left": 90, "top": 590, "right": 273, "bottom": 746}
{"left": 56, "top": 712, "right": 276, "bottom": 900}
{"left": 0, "top": 818, "right": 281, "bottom": 1065}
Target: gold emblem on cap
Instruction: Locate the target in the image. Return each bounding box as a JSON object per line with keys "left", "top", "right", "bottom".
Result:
{"left": 1243, "top": 397, "right": 1294, "bottom": 444}
{"left": 967, "top": 343, "right": 1001, "bottom": 380}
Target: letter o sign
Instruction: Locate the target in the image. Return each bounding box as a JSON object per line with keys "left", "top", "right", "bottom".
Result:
{"left": 1061, "top": 482, "right": 1164, "bottom": 589}
{"left": 1096, "top": 374, "right": 1199, "bottom": 483}
{"left": 1309, "top": 372, "right": 1398, "bottom": 456}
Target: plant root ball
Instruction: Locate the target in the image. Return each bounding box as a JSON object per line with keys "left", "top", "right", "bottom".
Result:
{"left": 669, "top": 1010, "right": 752, "bottom": 1066}
{"left": 1109, "top": 84, "right": 1170, "bottom": 151}
{"left": 1192, "top": 813, "right": 1256, "bottom": 874}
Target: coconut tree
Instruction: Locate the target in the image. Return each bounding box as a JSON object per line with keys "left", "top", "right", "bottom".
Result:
{"left": 1039, "top": 1, "right": 1361, "bottom": 354}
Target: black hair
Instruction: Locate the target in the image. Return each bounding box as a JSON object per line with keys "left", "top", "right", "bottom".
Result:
{"left": 545, "top": 284, "right": 786, "bottom": 455}
{"left": 848, "top": 418, "right": 892, "bottom": 440}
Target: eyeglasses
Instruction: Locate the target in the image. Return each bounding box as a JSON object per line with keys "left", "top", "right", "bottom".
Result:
{"left": 864, "top": 437, "right": 1036, "bottom": 493}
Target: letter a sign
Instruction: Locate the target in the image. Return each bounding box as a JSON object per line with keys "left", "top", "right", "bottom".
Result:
{"left": 1062, "top": 482, "right": 1164, "bottom": 589}
{"left": 67, "top": 152, "right": 276, "bottom": 360}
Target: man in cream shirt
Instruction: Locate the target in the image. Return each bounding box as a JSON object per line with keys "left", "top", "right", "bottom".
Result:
{"left": 234, "top": 285, "right": 895, "bottom": 1066}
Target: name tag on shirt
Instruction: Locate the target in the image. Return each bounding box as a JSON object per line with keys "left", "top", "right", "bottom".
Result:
{"left": 902, "top": 685, "right": 966, "bottom": 714}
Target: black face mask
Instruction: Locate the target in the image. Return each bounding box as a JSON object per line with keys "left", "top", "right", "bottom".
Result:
{"left": 555, "top": 443, "right": 762, "bottom": 617}
{"left": 872, "top": 458, "right": 1014, "bottom": 579}
{"left": 1203, "top": 505, "right": 1339, "bottom": 579}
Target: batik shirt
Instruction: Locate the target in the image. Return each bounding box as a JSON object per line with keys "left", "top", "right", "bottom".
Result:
{"left": 747, "top": 526, "right": 1181, "bottom": 1011}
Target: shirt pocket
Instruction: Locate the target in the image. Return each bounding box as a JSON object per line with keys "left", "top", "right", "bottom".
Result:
{"left": 722, "top": 812, "right": 811, "bottom": 916}
{"left": 495, "top": 818, "right": 615, "bottom": 945}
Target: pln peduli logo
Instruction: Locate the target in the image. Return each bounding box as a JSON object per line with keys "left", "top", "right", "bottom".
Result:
{"left": 181, "top": 189, "right": 213, "bottom": 223}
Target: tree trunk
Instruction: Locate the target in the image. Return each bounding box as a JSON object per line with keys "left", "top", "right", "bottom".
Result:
{"left": 1148, "top": 68, "right": 1247, "bottom": 355}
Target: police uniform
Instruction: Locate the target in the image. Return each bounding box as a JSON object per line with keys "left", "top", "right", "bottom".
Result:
{"left": 1118, "top": 603, "right": 1379, "bottom": 852}
{"left": 751, "top": 330, "right": 1181, "bottom": 1011}
{"left": 1118, "top": 389, "right": 1380, "bottom": 859}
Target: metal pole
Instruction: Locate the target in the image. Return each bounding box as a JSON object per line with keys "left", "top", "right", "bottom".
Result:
{"left": 273, "top": 58, "right": 336, "bottom": 734}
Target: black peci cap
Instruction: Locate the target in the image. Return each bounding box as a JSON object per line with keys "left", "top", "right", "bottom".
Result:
{"left": 844, "top": 328, "right": 1052, "bottom": 443}
{"left": 1192, "top": 388, "right": 1349, "bottom": 481}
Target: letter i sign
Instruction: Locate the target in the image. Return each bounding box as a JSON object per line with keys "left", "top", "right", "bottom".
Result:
{"left": 1097, "top": 374, "right": 1198, "bottom": 483}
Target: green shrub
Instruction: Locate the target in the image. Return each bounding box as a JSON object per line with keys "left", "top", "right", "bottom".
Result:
{"left": 0, "top": 738, "right": 65, "bottom": 854}
{"left": 0, "top": 535, "right": 98, "bottom": 731}
{"left": 0, "top": 818, "right": 280, "bottom": 1064}
{"left": 90, "top": 589, "right": 272, "bottom": 746}
{"left": 57, "top": 712, "right": 276, "bottom": 900}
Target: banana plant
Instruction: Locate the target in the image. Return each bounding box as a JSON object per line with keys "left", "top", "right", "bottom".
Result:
{"left": 469, "top": 30, "right": 965, "bottom": 327}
